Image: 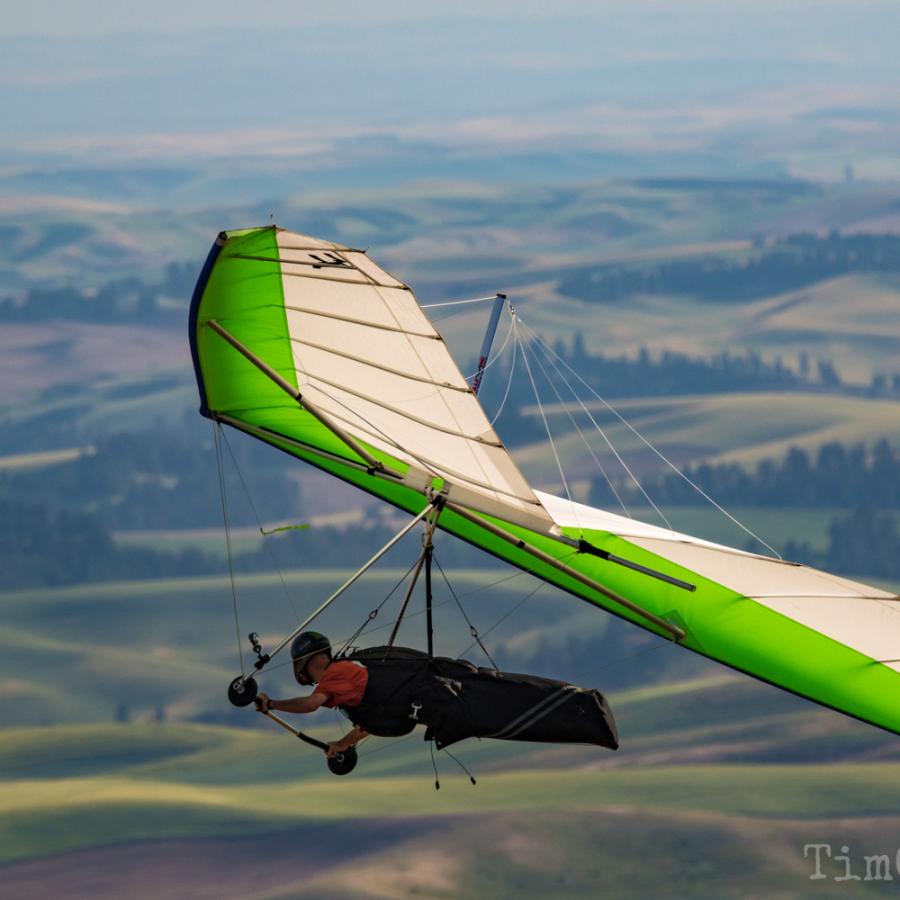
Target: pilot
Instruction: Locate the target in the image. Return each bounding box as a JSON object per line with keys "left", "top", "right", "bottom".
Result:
{"left": 254, "top": 631, "right": 368, "bottom": 758}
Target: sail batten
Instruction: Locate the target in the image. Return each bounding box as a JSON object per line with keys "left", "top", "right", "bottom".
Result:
{"left": 193, "top": 226, "right": 549, "bottom": 524}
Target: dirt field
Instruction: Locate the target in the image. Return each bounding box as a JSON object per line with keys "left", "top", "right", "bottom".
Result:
{"left": 0, "top": 820, "right": 427, "bottom": 899}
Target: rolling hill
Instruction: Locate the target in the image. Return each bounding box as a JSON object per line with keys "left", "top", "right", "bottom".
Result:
{"left": 2, "top": 671, "right": 899, "bottom": 897}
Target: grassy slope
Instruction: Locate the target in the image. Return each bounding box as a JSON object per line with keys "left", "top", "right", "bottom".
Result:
{"left": 2, "top": 679, "right": 900, "bottom": 896}
{"left": 514, "top": 391, "right": 900, "bottom": 491}
{"left": 520, "top": 273, "right": 900, "bottom": 383}
{"left": 299, "top": 808, "right": 897, "bottom": 900}
{"left": 3, "top": 554, "right": 896, "bottom": 728}
{"left": 0, "top": 568, "right": 612, "bottom": 726}
{"left": 5, "top": 184, "right": 900, "bottom": 430}
{"left": 4, "top": 494, "right": 896, "bottom": 891}
{"left": 4, "top": 763, "right": 899, "bottom": 837}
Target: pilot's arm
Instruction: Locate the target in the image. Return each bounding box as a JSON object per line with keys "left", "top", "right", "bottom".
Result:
{"left": 255, "top": 691, "right": 327, "bottom": 714}
{"left": 326, "top": 724, "right": 369, "bottom": 758}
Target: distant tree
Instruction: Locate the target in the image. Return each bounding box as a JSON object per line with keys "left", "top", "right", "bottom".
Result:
{"left": 870, "top": 440, "right": 900, "bottom": 508}
{"left": 592, "top": 440, "right": 900, "bottom": 511}
{"left": 559, "top": 232, "right": 900, "bottom": 306}
{"left": 826, "top": 505, "right": 900, "bottom": 578}
{"left": 572, "top": 331, "right": 587, "bottom": 361}
{"left": 0, "top": 427, "right": 302, "bottom": 530}
{"left": 870, "top": 373, "right": 887, "bottom": 396}
{"left": 817, "top": 359, "right": 842, "bottom": 387}
{"left": 776, "top": 447, "right": 816, "bottom": 506}
{"left": 782, "top": 538, "right": 818, "bottom": 567}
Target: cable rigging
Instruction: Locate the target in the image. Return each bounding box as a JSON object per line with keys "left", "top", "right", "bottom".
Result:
{"left": 518, "top": 319, "right": 781, "bottom": 558}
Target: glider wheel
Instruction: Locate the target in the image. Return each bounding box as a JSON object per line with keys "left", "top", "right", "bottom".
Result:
{"left": 227, "top": 675, "right": 258, "bottom": 707}
{"left": 327, "top": 746, "right": 358, "bottom": 776}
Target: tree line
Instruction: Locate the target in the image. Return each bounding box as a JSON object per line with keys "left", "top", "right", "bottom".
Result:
{"left": 0, "top": 427, "right": 301, "bottom": 530}
{"left": 7, "top": 230, "right": 900, "bottom": 325}
{"left": 5, "top": 435, "right": 898, "bottom": 588}
{"left": 587, "top": 439, "right": 900, "bottom": 579}
{"left": 545, "top": 337, "right": 820, "bottom": 395}
{"left": 0, "top": 497, "right": 401, "bottom": 589}
{"left": 0, "top": 261, "right": 197, "bottom": 323}
{"left": 0, "top": 495, "right": 497, "bottom": 590}
{"left": 783, "top": 505, "right": 900, "bottom": 579}
{"left": 590, "top": 440, "right": 900, "bottom": 509}
{"left": 0, "top": 423, "right": 498, "bottom": 589}
{"left": 559, "top": 232, "right": 900, "bottom": 305}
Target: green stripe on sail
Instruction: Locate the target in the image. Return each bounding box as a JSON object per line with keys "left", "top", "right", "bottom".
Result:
{"left": 194, "top": 227, "right": 297, "bottom": 419}
{"left": 194, "top": 227, "right": 412, "bottom": 474}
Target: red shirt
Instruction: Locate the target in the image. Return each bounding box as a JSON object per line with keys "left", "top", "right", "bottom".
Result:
{"left": 315, "top": 660, "right": 369, "bottom": 708}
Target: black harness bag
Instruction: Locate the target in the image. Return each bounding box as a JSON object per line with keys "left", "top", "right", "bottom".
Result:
{"left": 339, "top": 646, "right": 619, "bottom": 751}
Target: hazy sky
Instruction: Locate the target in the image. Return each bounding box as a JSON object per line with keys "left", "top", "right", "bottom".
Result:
{"left": 2, "top": 0, "right": 894, "bottom": 36}
{"left": 3, "top": 1, "right": 899, "bottom": 178}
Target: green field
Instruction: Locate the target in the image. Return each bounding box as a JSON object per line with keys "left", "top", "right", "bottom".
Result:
{"left": 0, "top": 567, "right": 622, "bottom": 726}
{"left": 5, "top": 561, "right": 900, "bottom": 895}
{"left": 2, "top": 675, "right": 899, "bottom": 897}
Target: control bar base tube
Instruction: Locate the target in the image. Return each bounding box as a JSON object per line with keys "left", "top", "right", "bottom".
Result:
{"left": 264, "top": 710, "right": 328, "bottom": 751}
{"left": 446, "top": 501, "right": 686, "bottom": 641}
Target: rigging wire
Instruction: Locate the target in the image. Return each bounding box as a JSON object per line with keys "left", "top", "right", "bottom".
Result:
{"left": 213, "top": 422, "right": 245, "bottom": 678}
{"left": 300, "top": 375, "right": 544, "bottom": 509}
{"left": 489, "top": 313, "right": 519, "bottom": 425}
{"left": 454, "top": 550, "right": 578, "bottom": 658}
{"left": 454, "top": 566, "right": 533, "bottom": 600}
{"left": 297, "top": 373, "right": 439, "bottom": 477}
{"left": 422, "top": 296, "right": 515, "bottom": 386}
{"left": 521, "top": 326, "right": 631, "bottom": 521}
{"left": 432, "top": 554, "right": 499, "bottom": 670}
{"left": 590, "top": 637, "right": 674, "bottom": 676}
{"left": 259, "top": 546, "right": 534, "bottom": 676}
{"left": 520, "top": 321, "right": 782, "bottom": 559}
{"left": 457, "top": 576, "right": 548, "bottom": 658}
{"left": 518, "top": 318, "right": 672, "bottom": 530}
{"left": 421, "top": 295, "right": 500, "bottom": 309}
{"left": 250, "top": 593, "right": 460, "bottom": 679}
{"left": 335, "top": 557, "right": 423, "bottom": 657}
{"left": 518, "top": 329, "right": 576, "bottom": 512}
{"left": 358, "top": 731, "right": 418, "bottom": 759}
{"left": 518, "top": 331, "right": 587, "bottom": 536}
{"left": 219, "top": 426, "right": 302, "bottom": 625}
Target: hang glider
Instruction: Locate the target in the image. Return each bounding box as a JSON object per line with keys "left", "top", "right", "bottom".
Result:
{"left": 190, "top": 225, "right": 900, "bottom": 742}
